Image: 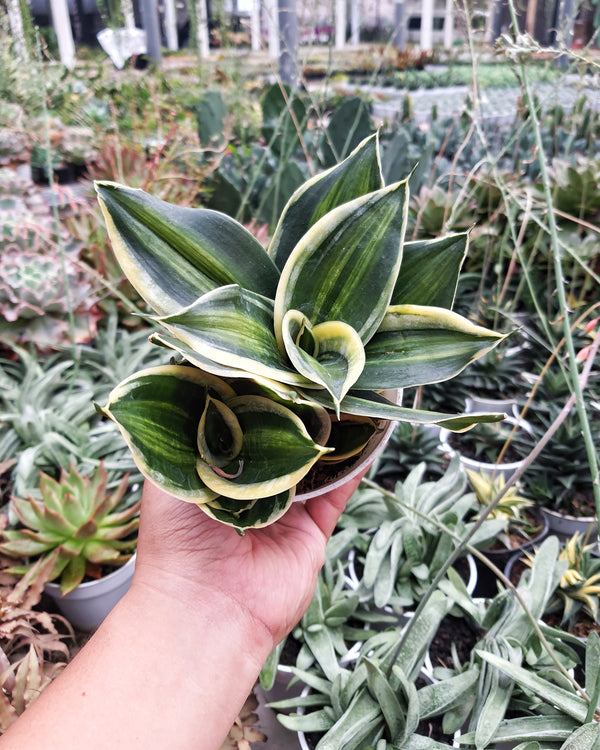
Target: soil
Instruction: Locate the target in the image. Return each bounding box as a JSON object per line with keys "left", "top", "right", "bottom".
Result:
{"left": 484, "top": 507, "right": 545, "bottom": 552}
{"left": 553, "top": 491, "right": 597, "bottom": 519}
{"left": 428, "top": 614, "right": 482, "bottom": 671}
{"left": 447, "top": 430, "right": 528, "bottom": 464}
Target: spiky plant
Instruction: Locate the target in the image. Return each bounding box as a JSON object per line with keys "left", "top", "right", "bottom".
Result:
{"left": 0, "top": 463, "right": 139, "bottom": 595}
{"left": 95, "top": 133, "right": 506, "bottom": 531}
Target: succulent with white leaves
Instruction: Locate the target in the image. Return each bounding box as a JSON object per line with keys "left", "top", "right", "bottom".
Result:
{"left": 95, "top": 133, "right": 506, "bottom": 531}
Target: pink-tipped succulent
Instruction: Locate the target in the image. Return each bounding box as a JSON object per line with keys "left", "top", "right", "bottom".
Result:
{"left": 0, "top": 464, "right": 139, "bottom": 594}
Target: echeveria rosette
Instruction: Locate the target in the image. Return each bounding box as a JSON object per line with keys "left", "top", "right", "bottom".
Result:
{"left": 95, "top": 133, "right": 508, "bottom": 531}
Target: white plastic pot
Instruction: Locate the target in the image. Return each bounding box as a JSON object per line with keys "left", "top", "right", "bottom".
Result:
{"left": 44, "top": 554, "right": 136, "bottom": 631}
{"left": 439, "top": 416, "right": 533, "bottom": 482}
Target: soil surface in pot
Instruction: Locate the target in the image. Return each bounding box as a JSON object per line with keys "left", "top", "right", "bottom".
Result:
{"left": 484, "top": 508, "right": 544, "bottom": 552}
{"left": 428, "top": 614, "right": 483, "bottom": 671}
{"left": 447, "top": 429, "right": 528, "bottom": 464}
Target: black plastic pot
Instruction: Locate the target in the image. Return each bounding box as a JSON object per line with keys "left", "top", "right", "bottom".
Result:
{"left": 472, "top": 506, "right": 550, "bottom": 597}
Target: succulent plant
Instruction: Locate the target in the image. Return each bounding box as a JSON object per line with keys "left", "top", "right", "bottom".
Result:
{"left": 0, "top": 463, "right": 139, "bottom": 595}
{"left": 95, "top": 133, "right": 506, "bottom": 531}
{"left": 0, "top": 246, "right": 101, "bottom": 351}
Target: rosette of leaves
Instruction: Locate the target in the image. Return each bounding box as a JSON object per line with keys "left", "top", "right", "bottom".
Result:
{"left": 0, "top": 463, "right": 139, "bottom": 594}
{"left": 0, "top": 246, "right": 101, "bottom": 351}
{"left": 95, "top": 133, "right": 506, "bottom": 531}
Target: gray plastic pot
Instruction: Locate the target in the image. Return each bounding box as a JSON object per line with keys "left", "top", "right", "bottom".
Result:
{"left": 44, "top": 554, "right": 136, "bottom": 630}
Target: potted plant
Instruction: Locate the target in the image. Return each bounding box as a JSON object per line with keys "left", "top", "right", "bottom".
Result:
{"left": 521, "top": 396, "right": 600, "bottom": 541}
{"left": 93, "top": 133, "right": 506, "bottom": 532}
{"left": 0, "top": 463, "right": 139, "bottom": 630}
{"left": 440, "top": 415, "right": 535, "bottom": 481}
{"left": 465, "top": 468, "right": 549, "bottom": 596}
{"left": 345, "top": 458, "right": 503, "bottom": 612}
{"left": 269, "top": 589, "right": 472, "bottom": 750}
{"left": 439, "top": 536, "right": 587, "bottom": 748}
{"left": 0, "top": 551, "right": 73, "bottom": 730}
{"left": 506, "top": 531, "right": 600, "bottom": 640}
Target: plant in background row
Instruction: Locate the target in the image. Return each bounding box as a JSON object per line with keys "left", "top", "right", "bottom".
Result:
{"left": 348, "top": 459, "right": 504, "bottom": 610}
{"left": 95, "top": 132, "right": 506, "bottom": 532}
{"left": 0, "top": 550, "right": 72, "bottom": 730}
{"left": 0, "top": 463, "right": 139, "bottom": 594}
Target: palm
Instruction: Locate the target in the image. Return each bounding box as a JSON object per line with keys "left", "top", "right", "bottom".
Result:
{"left": 134, "top": 475, "right": 364, "bottom": 644}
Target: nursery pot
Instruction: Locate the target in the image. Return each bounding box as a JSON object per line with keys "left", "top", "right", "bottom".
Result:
{"left": 472, "top": 508, "right": 549, "bottom": 597}
{"left": 439, "top": 415, "right": 533, "bottom": 482}
{"left": 44, "top": 554, "right": 136, "bottom": 630}
{"left": 296, "top": 390, "right": 400, "bottom": 502}
{"left": 465, "top": 396, "right": 520, "bottom": 420}
{"left": 538, "top": 506, "right": 598, "bottom": 543}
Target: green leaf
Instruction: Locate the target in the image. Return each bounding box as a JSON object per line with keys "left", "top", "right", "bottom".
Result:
{"left": 356, "top": 305, "right": 505, "bottom": 390}
{"left": 274, "top": 179, "right": 409, "bottom": 351}
{"left": 156, "top": 285, "right": 311, "bottom": 387}
{"left": 457, "top": 715, "right": 578, "bottom": 744}
{"left": 195, "top": 395, "right": 331, "bottom": 499}
{"left": 363, "top": 658, "right": 405, "bottom": 742}
{"left": 391, "top": 232, "right": 469, "bottom": 308}
{"left": 282, "top": 311, "right": 366, "bottom": 412}
{"left": 200, "top": 489, "right": 295, "bottom": 531}
{"left": 418, "top": 667, "right": 480, "bottom": 719}
{"left": 268, "top": 133, "right": 383, "bottom": 270}
{"left": 320, "top": 97, "right": 374, "bottom": 168}
{"left": 196, "top": 89, "right": 227, "bottom": 147}
{"left": 301, "top": 388, "right": 504, "bottom": 431}
{"left": 475, "top": 650, "right": 588, "bottom": 723}
{"left": 99, "top": 365, "right": 232, "bottom": 502}
{"left": 559, "top": 722, "right": 600, "bottom": 750}
{"left": 95, "top": 182, "right": 280, "bottom": 315}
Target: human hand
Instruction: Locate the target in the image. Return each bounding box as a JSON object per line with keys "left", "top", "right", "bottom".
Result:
{"left": 132, "top": 470, "right": 367, "bottom": 650}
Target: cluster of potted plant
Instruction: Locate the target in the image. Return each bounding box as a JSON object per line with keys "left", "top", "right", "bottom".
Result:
{"left": 1, "top": 17, "right": 600, "bottom": 746}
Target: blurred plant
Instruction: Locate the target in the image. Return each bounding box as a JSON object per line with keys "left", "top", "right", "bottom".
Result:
{"left": 0, "top": 463, "right": 139, "bottom": 594}
{"left": 550, "top": 533, "right": 600, "bottom": 628}
{"left": 466, "top": 469, "right": 539, "bottom": 550}
{"left": 372, "top": 420, "right": 446, "bottom": 488}
{"left": 0, "top": 328, "right": 162, "bottom": 501}
{"left": 0, "top": 549, "right": 72, "bottom": 730}
{"left": 219, "top": 692, "right": 266, "bottom": 749}
{"left": 0, "top": 245, "right": 102, "bottom": 351}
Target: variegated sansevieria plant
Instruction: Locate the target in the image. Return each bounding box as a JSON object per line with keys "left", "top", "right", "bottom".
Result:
{"left": 95, "top": 133, "right": 507, "bottom": 532}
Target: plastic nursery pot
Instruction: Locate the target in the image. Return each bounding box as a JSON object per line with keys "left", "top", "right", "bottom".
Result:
{"left": 538, "top": 506, "right": 598, "bottom": 543}
{"left": 439, "top": 415, "right": 533, "bottom": 482}
{"left": 472, "top": 508, "right": 550, "bottom": 598}
{"left": 44, "top": 555, "right": 136, "bottom": 631}
{"left": 296, "top": 390, "right": 400, "bottom": 502}
{"left": 465, "top": 396, "right": 520, "bottom": 420}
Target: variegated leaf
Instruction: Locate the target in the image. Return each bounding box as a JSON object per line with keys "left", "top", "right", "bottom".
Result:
{"left": 98, "top": 365, "right": 232, "bottom": 502}
{"left": 282, "top": 310, "right": 366, "bottom": 413}
{"left": 274, "top": 179, "right": 409, "bottom": 351}
{"left": 195, "top": 395, "right": 332, "bottom": 499}
{"left": 268, "top": 132, "right": 384, "bottom": 270}
{"left": 355, "top": 304, "right": 505, "bottom": 390}
{"left": 95, "top": 181, "right": 280, "bottom": 315}
{"left": 392, "top": 232, "right": 469, "bottom": 308}
{"left": 156, "top": 285, "right": 312, "bottom": 388}
{"left": 300, "top": 389, "right": 503, "bottom": 431}
{"left": 199, "top": 489, "right": 295, "bottom": 531}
